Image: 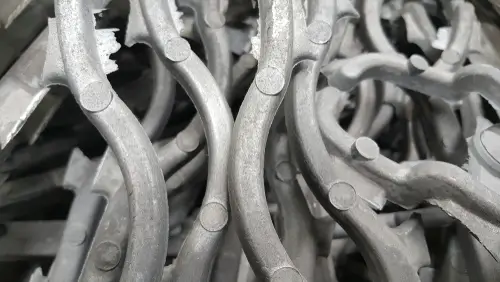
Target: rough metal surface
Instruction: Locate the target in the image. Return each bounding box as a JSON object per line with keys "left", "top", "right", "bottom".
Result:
{"left": 1, "top": 0, "right": 500, "bottom": 281}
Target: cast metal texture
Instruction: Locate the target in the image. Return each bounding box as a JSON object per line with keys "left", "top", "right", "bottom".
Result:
{"left": 42, "top": 0, "right": 169, "bottom": 281}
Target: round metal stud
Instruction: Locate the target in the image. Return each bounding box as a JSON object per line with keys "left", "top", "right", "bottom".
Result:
{"left": 441, "top": 49, "right": 461, "bottom": 65}
{"left": 94, "top": 241, "right": 121, "bottom": 272}
{"left": 306, "top": 20, "right": 333, "bottom": 44}
{"left": 407, "top": 55, "right": 429, "bottom": 75}
{"left": 275, "top": 161, "right": 295, "bottom": 182}
{"left": 200, "top": 203, "right": 228, "bottom": 232}
{"left": 164, "top": 37, "right": 191, "bottom": 62}
{"left": 176, "top": 129, "right": 200, "bottom": 153}
{"left": 351, "top": 137, "right": 380, "bottom": 161}
{"left": 255, "top": 67, "right": 285, "bottom": 95}
{"left": 79, "top": 81, "right": 113, "bottom": 113}
{"left": 328, "top": 182, "right": 357, "bottom": 211}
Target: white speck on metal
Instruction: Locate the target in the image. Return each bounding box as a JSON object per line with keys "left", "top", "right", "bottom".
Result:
{"left": 250, "top": 17, "right": 261, "bottom": 60}
{"left": 168, "top": 0, "right": 185, "bottom": 33}
{"left": 95, "top": 28, "right": 121, "bottom": 74}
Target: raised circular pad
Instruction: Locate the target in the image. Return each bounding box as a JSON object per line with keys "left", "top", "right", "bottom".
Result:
{"left": 441, "top": 49, "right": 461, "bottom": 65}
{"left": 351, "top": 137, "right": 380, "bottom": 161}
{"left": 255, "top": 67, "right": 285, "bottom": 95}
{"left": 164, "top": 37, "right": 191, "bottom": 62}
{"left": 328, "top": 181, "right": 357, "bottom": 211}
{"left": 407, "top": 55, "right": 429, "bottom": 75}
{"left": 79, "top": 81, "right": 113, "bottom": 113}
{"left": 94, "top": 241, "right": 122, "bottom": 272}
{"left": 200, "top": 202, "right": 229, "bottom": 232}
{"left": 176, "top": 128, "right": 200, "bottom": 153}
{"left": 306, "top": 20, "right": 333, "bottom": 44}
{"left": 275, "top": 161, "right": 296, "bottom": 182}
{"left": 270, "top": 267, "right": 304, "bottom": 282}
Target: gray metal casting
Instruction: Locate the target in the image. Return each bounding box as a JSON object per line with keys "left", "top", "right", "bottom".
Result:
{"left": 2, "top": 1, "right": 500, "bottom": 281}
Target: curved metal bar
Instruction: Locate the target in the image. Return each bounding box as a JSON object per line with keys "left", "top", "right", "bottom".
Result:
{"left": 265, "top": 124, "right": 316, "bottom": 281}
{"left": 316, "top": 81, "right": 500, "bottom": 260}
{"left": 409, "top": 93, "right": 467, "bottom": 165}
{"left": 358, "top": 0, "right": 395, "bottom": 53}
{"left": 322, "top": 53, "right": 500, "bottom": 108}
{"left": 405, "top": 1, "right": 473, "bottom": 164}
{"left": 54, "top": 0, "right": 169, "bottom": 281}
{"left": 165, "top": 147, "right": 207, "bottom": 194}
{"left": 228, "top": 0, "right": 296, "bottom": 278}
{"left": 153, "top": 0, "right": 233, "bottom": 179}
{"left": 367, "top": 104, "right": 394, "bottom": 138}
{"left": 348, "top": 80, "right": 378, "bottom": 137}
{"left": 229, "top": 0, "right": 342, "bottom": 278}
{"left": 178, "top": 0, "right": 232, "bottom": 95}
{"left": 77, "top": 49, "right": 177, "bottom": 282}
{"left": 48, "top": 187, "right": 105, "bottom": 282}
{"left": 126, "top": 0, "right": 233, "bottom": 280}
{"left": 434, "top": 2, "right": 475, "bottom": 71}
{"left": 401, "top": 1, "right": 439, "bottom": 60}
{"left": 285, "top": 61, "right": 420, "bottom": 281}
{"left": 461, "top": 93, "right": 484, "bottom": 138}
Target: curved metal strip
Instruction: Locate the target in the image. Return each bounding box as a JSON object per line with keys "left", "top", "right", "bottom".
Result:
{"left": 55, "top": 0, "right": 169, "bottom": 281}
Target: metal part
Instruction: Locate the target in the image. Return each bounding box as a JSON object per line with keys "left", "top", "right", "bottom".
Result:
{"left": 2, "top": 1, "right": 500, "bottom": 281}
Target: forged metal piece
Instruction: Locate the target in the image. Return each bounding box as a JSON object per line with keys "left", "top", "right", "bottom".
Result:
{"left": 347, "top": 81, "right": 379, "bottom": 138}
{"left": 322, "top": 53, "right": 500, "bottom": 108}
{"left": 125, "top": 0, "right": 233, "bottom": 280}
{"left": 401, "top": 1, "right": 439, "bottom": 60}
{"left": 356, "top": 0, "right": 411, "bottom": 145}
{"left": 47, "top": 149, "right": 103, "bottom": 282}
{"left": 320, "top": 60, "right": 500, "bottom": 261}
{"left": 177, "top": 0, "right": 232, "bottom": 96}
{"left": 287, "top": 77, "right": 423, "bottom": 281}
{"left": 42, "top": 2, "right": 170, "bottom": 282}
{"left": 77, "top": 48, "right": 176, "bottom": 282}
{"left": 266, "top": 124, "right": 316, "bottom": 281}
{"left": 3, "top": 0, "right": 500, "bottom": 281}
{"left": 228, "top": 0, "right": 355, "bottom": 279}
{"left": 409, "top": 92, "right": 467, "bottom": 165}
{"left": 403, "top": 1, "right": 473, "bottom": 164}
{"left": 0, "top": 0, "right": 112, "bottom": 153}
{"left": 229, "top": 0, "right": 296, "bottom": 278}
{"left": 462, "top": 93, "right": 485, "bottom": 138}
{"left": 358, "top": 0, "right": 394, "bottom": 53}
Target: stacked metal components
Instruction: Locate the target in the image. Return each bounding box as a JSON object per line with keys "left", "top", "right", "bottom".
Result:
{"left": 1, "top": 0, "right": 500, "bottom": 281}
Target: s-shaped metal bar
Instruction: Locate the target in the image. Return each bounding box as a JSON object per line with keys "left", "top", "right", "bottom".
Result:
{"left": 229, "top": 0, "right": 350, "bottom": 280}
{"left": 76, "top": 51, "right": 176, "bottom": 282}
{"left": 44, "top": 0, "right": 169, "bottom": 281}
{"left": 265, "top": 118, "right": 316, "bottom": 281}
{"left": 284, "top": 36, "right": 425, "bottom": 282}
{"left": 126, "top": 0, "right": 233, "bottom": 280}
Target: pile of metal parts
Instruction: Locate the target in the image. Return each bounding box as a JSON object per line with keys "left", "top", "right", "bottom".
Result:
{"left": 3, "top": 0, "right": 500, "bottom": 281}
